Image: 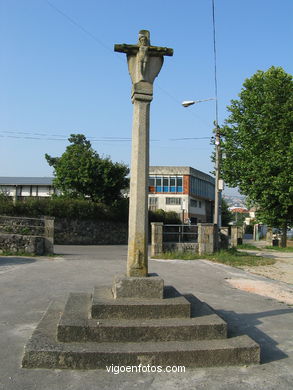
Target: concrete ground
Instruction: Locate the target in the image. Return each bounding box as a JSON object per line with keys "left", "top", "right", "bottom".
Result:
{"left": 0, "top": 245, "right": 292, "bottom": 390}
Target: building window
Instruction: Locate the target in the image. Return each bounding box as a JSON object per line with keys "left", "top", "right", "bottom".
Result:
{"left": 190, "top": 176, "right": 214, "bottom": 200}
{"left": 199, "top": 201, "right": 202, "bottom": 208}
{"left": 155, "top": 177, "right": 162, "bottom": 192}
{"left": 170, "top": 176, "right": 176, "bottom": 192}
{"left": 166, "top": 197, "right": 181, "bottom": 205}
{"left": 149, "top": 197, "right": 157, "bottom": 205}
{"left": 177, "top": 177, "right": 183, "bottom": 192}
{"left": 190, "top": 199, "right": 197, "bottom": 208}
{"left": 149, "top": 177, "right": 155, "bottom": 187}
{"left": 149, "top": 176, "right": 183, "bottom": 193}
{"left": 163, "top": 177, "right": 169, "bottom": 192}
{"left": 149, "top": 196, "right": 158, "bottom": 211}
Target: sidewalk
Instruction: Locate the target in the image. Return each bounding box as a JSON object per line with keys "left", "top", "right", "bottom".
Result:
{"left": 0, "top": 245, "right": 292, "bottom": 390}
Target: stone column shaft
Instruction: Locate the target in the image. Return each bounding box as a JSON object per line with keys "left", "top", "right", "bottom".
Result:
{"left": 114, "top": 30, "right": 173, "bottom": 278}
{"left": 127, "top": 94, "right": 152, "bottom": 277}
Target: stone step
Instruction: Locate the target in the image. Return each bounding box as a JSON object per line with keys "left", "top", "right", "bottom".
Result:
{"left": 91, "top": 286, "right": 191, "bottom": 319}
{"left": 22, "top": 300, "right": 260, "bottom": 369}
{"left": 57, "top": 293, "right": 227, "bottom": 342}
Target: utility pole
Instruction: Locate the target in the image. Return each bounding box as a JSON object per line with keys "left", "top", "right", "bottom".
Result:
{"left": 213, "top": 121, "right": 221, "bottom": 227}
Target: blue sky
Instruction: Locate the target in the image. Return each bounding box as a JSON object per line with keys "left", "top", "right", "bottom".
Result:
{"left": 0, "top": 0, "right": 292, "bottom": 195}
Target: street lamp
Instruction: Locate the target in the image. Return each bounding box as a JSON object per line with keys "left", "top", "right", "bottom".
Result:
{"left": 181, "top": 98, "right": 222, "bottom": 231}
{"left": 182, "top": 98, "right": 216, "bottom": 107}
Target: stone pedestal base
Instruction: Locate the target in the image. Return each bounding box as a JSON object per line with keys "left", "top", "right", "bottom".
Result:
{"left": 112, "top": 273, "right": 164, "bottom": 299}
{"left": 22, "top": 275, "right": 260, "bottom": 369}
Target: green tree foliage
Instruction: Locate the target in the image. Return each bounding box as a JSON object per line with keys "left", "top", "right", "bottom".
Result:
{"left": 221, "top": 198, "right": 233, "bottom": 226}
{"left": 220, "top": 67, "right": 293, "bottom": 246}
{"left": 232, "top": 211, "right": 249, "bottom": 227}
{"left": 45, "top": 134, "right": 129, "bottom": 205}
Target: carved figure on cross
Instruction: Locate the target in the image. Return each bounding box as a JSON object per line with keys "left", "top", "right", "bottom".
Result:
{"left": 114, "top": 30, "right": 173, "bottom": 87}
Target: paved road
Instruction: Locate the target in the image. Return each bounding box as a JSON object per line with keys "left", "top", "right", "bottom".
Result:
{"left": 0, "top": 245, "right": 292, "bottom": 390}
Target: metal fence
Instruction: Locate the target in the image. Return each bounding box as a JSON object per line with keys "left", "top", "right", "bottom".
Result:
{"left": 163, "top": 224, "right": 198, "bottom": 243}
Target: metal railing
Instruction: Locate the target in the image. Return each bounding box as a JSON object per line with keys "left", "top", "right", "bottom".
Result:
{"left": 163, "top": 224, "right": 198, "bottom": 243}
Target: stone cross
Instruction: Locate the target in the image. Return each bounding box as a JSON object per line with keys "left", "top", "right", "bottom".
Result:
{"left": 114, "top": 30, "right": 173, "bottom": 277}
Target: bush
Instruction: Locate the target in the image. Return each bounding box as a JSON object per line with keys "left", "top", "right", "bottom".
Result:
{"left": 0, "top": 198, "right": 182, "bottom": 225}
{"left": 149, "top": 209, "right": 181, "bottom": 224}
{"left": 0, "top": 194, "right": 14, "bottom": 215}
{"left": 0, "top": 197, "right": 129, "bottom": 222}
{"left": 245, "top": 224, "right": 253, "bottom": 234}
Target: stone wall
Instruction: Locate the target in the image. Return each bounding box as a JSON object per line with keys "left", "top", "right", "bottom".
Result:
{"left": 54, "top": 218, "right": 128, "bottom": 245}
{"left": 0, "top": 233, "right": 45, "bottom": 255}
{"left": 231, "top": 226, "right": 243, "bottom": 247}
{"left": 0, "top": 216, "right": 45, "bottom": 236}
{"left": 163, "top": 242, "right": 198, "bottom": 253}
{"left": 0, "top": 215, "right": 54, "bottom": 255}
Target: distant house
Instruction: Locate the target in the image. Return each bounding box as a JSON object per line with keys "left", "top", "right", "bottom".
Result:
{"left": 148, "top": 166, "right": 215, "bottom": 224}
{"left": 0, "top": 177, "right": 55, "bottom": 200}
{"left": 228, "top": 207, "right": 249, "bottom": 214}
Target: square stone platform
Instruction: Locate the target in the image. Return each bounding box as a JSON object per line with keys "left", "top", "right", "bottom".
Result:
{"left": 112, "top": 274, "right": 164, "bottom": 299}
{"left": 22, "top": 274, "right": 260, "bottom": 369}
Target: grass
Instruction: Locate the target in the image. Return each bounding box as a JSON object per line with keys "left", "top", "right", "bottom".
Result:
{"left": 264, "top": 246, "right": 293, "bottom": 252}
{"left": 0, "top": 251, "right": 59, "bottom": 257}
{"left": 0, "top": 251, "right": 36, "bottom": 257}
{"left": 153, "top": 248, "right": 276, "bottom": 267}
{"left": 236, "top": 243, "right": 261, "bottom": 250}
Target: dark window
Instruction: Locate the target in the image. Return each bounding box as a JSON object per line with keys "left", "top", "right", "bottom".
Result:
{"left": 166, "top": 197, "right": 182, "bottom": 205}
{"left": 149, "top": 177, "right": 155, "bottom": 186}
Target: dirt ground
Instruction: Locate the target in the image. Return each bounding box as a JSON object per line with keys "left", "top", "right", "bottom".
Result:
{"left": 239, "top": 243, "right": 293, "bottom": 285}
{"left": 226, "top": 241, "right": 293, "bottom": 305}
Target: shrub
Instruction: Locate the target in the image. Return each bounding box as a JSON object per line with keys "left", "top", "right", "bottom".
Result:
{"left": 0, "top": 197, "right": 129, "bottom": 222}
{"left": 149, "top": 209, "right": 181, "bottom": 224}
{"left": 245, "top": 224, "right": 253, "bottom": 234}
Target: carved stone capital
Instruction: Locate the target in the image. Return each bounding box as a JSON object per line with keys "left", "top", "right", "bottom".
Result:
{"left": 131, "top": 81, "right": 153, "bottom": 102}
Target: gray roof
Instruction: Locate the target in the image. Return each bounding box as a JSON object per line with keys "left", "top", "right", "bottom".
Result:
{"left": 0, "top": 177, "right": 54, "bottom": 185}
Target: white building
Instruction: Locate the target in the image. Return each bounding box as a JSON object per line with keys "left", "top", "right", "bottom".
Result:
{"left": 0, "top": 177, "right": 55, "bottom": 200}
{"left": 149, "top": 166, "right": 215, "bottom": 224}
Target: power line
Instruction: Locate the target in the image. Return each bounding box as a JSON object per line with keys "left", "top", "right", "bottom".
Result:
{"left": 212, "top": 0, "right": 219, "bottom": 125}
{"left": 169, "top": 137, "right": 210, "bottom": 141}
{"left": 45, "top": 0, "right": 214, "bottom": 129}
{"left": 45, "top": 0, "right": 113, "bottom": 55}
{"left": 0, "top": 130, "right": 212, "bottom": 143}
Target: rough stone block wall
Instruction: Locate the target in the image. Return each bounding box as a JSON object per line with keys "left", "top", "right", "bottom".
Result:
{"left": 0, "top": 233, "right": 45, "bottom": 255}
{"left": 54, "top": 218, "right": 128, "bottom": 245}
{"left": 163, "top": 242, "right": 198, "bottom": 253}
{"left": 0, "top": 216, "right": 44, "bottom": 236}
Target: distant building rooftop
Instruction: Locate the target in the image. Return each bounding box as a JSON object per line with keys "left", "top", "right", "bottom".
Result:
{"left": 0, "top": 177, "right": 54, "bottom": 185}
{"left": 229, "top": 207, "right": 249, "bottom": 213}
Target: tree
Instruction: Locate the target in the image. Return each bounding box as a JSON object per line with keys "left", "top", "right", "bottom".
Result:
{"left": 45, "top": 134, "right": 129, "bottom": 205}
{"left": 220, "top": 67, "right": 293, "bottom": 246}
{"left": 221, "top": 198, "right": 233, "bottom": 226}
